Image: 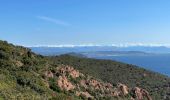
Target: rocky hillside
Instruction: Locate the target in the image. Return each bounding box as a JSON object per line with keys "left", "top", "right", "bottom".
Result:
{"left": 0, "top": 40, "right": 170, "bottom": 100}
{"left": 48, "top": 65, "right": 152, "bottom": 100}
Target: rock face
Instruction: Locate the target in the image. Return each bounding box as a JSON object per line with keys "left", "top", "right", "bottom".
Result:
{"left": 52, "top": 65, "right": 152, "bottom": 100}
{"left": 118, "top": 83, "right": 129, "bottom": 96}
{"left": 112, "top": 83, "right": 129, "bottom": 97}
{"left": 57, "top": 65, "right": 81, "bottom": 78}
{"left": 134, "top": 87, "right": 152, "bottom": 100}
{"left": 89, "top": 79, "right": 102, "bottom": 90}
{"left": 57, "top": 75, "right": 75, "bottom": 91}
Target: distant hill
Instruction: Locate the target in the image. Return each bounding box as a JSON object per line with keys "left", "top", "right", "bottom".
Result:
{"left": 30, "top": 46, "right": 117, "bottom": 55}
{"left": 30, "top": 46, "right": 170, "bottom": 56}
{"left": 0, "top": 40, "right": 170, "bottom": 100}
{"left": 118, "top": 46, "right": 170, "bottom": 54}
{"left": 66, "top": 52, "right": 87, "bottom": 58}
{"left": 80, "top": 51, "right": 150, "bottom": 57}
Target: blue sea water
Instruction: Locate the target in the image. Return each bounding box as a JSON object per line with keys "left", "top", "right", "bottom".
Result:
{"left": 92, "top": 54, "right": 170, "bottom": 76}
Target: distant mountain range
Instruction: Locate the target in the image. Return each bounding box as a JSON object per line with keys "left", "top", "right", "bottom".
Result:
{"left": 30, "top": 46, "right": 170, "bottom": 56}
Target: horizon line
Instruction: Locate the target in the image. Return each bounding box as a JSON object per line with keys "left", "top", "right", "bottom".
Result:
{"left": 24, "top": 43, "right": 170, "bottom": 48}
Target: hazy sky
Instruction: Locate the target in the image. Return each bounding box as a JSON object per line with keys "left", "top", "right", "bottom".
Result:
{"left": 1, "top": 0, "right": 170, "bottom": 46}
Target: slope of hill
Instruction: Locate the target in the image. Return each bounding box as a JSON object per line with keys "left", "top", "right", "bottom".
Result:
{"left": 0, "top": 40, "right": 170, "bottom": 100}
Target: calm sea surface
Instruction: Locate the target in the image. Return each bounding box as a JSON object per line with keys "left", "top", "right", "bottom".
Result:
{"left": 92, "top": 54, "right": 170, "bottom": 76}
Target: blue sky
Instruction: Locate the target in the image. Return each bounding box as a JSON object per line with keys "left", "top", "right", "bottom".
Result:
{"left": 1, "top": 0, "right": 170, "bottom": 46}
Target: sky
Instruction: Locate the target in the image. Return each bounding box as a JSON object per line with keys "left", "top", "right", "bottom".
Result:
{"left": 1, "top": 0, "right": 170, "bottom": 46}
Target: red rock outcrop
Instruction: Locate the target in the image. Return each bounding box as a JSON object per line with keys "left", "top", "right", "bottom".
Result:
{"left": 54, "top": 65, "right": 152, "bottom": 100}
{"left": 57, "top": 65, "right": 81, "bottom": 78}
{"left": 89, "top": 79, "right": 102, "bottom": 89}
{"left": 134, "top": 87, "right": 152, "bottom": 100}
{"left": 57, "top": 75, "right": 75, "bottom": 91}
{"left": 118, "top": 83, "right": 129, "bottom": 96}
{"left": 76, "top": 91, "right": 94, "bottom": 99}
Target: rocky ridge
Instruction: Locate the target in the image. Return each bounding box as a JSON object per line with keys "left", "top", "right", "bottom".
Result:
{"left": 44, "top": 65, "right": 152, "bottom": 100}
